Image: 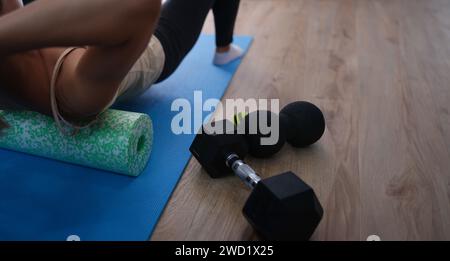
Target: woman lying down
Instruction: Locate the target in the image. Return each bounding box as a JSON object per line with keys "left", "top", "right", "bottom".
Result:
{"left": 0, "top": 0, "right": 243, "bottom": 134}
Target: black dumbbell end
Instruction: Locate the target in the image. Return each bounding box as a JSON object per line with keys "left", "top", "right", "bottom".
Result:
{"left": 190, "top": 120, "right": 249, "bottom": 178}
{"left": 243, "top": 172, "right": 323, "bottom": 241}
{"left": 280, "top": 101, "right": 326, "bottom": 148}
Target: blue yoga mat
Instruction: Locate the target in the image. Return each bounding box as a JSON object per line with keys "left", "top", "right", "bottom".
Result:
{"left": 0, "top": 35, "right": 252, "bottom": 241}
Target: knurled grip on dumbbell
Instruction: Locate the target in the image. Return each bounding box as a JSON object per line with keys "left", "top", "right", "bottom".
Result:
{"left": 225, "top": 154, "right": 261, "bottom": 189}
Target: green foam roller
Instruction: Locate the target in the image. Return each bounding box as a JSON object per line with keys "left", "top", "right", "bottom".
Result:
{"left": 0, "top": 109, "right": 153, "bottom": 177}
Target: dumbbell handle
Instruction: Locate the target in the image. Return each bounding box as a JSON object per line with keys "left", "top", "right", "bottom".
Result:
{"left": 226, "top": 154, "right": 261, "bottom": 189}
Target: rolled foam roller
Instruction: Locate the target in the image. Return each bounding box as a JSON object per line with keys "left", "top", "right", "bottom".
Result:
{"left": 0, "top": 109, "right": 153, "bottom": 177}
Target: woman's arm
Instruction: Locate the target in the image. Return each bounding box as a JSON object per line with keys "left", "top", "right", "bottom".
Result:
{"left": 0, "top": 0, "right": 157, "bottom": 56}
{"left": 0, "top": 0, "right": 23, "bottom": 15}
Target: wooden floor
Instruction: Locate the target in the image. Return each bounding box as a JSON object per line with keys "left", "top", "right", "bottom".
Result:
{"left": 151, "top": 0, "right": 450, "bottom": 241}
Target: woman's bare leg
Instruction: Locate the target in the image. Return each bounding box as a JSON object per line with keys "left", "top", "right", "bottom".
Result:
{"left": 0, "top": 0, "right": 161, "bottom": 119}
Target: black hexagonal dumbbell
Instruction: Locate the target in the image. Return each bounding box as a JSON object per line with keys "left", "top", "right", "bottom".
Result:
{"left": 189, "top": 120, "right": 323, "bottom": 241}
